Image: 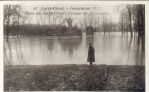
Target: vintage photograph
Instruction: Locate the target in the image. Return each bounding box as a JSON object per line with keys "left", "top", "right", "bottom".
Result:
{"left": 3, "top": 3, "right": 145, "bottom": 91}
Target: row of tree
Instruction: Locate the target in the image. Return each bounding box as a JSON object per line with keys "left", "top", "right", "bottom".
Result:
{"left": 119, "top": 4, "right": 145, "bottom": 51}
{"left": 4, "top": 5, "right": 121, "bottom": 38}
{"left": 4, "top": 5, "right": 145, "bottom": 42}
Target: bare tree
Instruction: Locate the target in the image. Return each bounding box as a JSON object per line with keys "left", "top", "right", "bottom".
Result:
{"left": 127, "top": 5, "right": 133, "bottom": 38}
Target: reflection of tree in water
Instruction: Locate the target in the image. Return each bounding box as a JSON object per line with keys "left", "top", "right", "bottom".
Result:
{"left": 15, "top": 37, "right": 25, "bottom": 64}
{"left": 120, "top": 5, "right": 145, "bottom": 65}
{"left": 127, "top": 36, "right": 133, "bottom": 63}
{"left": 86, "top": 37, "right": 94, "bottom": 47}
{"left": 4, "top": 40, "right": 13, "bottom": 65}
{"left": 4, "top": 37, "right": 25, "bottom": 65}
{"left": 4, "top": 4, "right": 25, "bottom": 65}
{"left": 120, "top": 32, "right": 144, "bottom": 65}
{"left": 3, "top": 4, "right": 145, "bottom": 66}
{"left": 58, "top": 38, "right": 82, "bottom": 56}
{"left": 47, "top": 39, "right": 55, "bottom": 53}
{"left": 102, "top": 33, "right": 113, "bottom": 52}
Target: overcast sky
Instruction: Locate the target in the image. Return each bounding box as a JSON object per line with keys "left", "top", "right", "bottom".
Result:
{"left": 22, "top": 4, "right": 122, "bottom": 26}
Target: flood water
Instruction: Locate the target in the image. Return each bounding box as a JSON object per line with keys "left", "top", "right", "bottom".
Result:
{"left": 4, "top": 32, "right": 144, "bottom": 65}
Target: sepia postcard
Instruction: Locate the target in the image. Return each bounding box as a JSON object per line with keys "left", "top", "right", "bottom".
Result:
{"left": 0, "top": 0, "right": 149, "bottom": 92}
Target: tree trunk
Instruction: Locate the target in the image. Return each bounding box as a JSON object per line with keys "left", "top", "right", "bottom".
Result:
{"left": 127, "top": 5, "right": 133, "bottom": 38}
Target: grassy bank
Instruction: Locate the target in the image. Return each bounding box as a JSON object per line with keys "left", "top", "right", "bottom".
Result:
{"left": 4, "top": 65, "right": 145, "bottom": 91}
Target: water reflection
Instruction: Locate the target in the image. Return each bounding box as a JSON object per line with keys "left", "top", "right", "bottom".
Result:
{"left": 59, "top": 38, "right": 82, "bottom": 57}
{"left": 4, "top": 32, "right": 144, "bottom": 65}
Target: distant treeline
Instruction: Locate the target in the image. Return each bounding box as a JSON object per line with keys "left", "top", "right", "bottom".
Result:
{"left": 3, "top": 4, "right": 120, "bottom": 37}
{"left": 4, "top": 23, "right": 119, "bottom": 36}
{"left": 4, "top": 24, "right": 82, "bottom": 36}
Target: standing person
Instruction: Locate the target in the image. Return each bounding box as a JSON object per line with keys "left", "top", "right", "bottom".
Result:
{"left": 87, "top": 43, "right": 95, "bottom": 66}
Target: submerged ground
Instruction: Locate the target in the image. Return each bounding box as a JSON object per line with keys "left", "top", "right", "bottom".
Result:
{"left": 4, "top": 65, "right": 145, "bottom": 91}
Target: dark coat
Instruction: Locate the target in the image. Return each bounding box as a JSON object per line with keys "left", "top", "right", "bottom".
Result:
{"left": 87, "top": 46, "right": 95, "bottom": 62}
